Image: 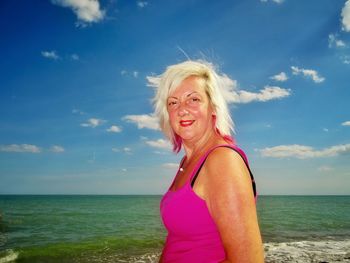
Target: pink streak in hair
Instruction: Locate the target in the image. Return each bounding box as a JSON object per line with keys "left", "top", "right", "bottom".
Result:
{"left": 216, "top": 128, "right": 235, "bottom": 145}
{"left": 173, "top": 134, "right": 182, "bottom": 153}
{"left": 212, "top": 114, "right": 235, "bottom": 145}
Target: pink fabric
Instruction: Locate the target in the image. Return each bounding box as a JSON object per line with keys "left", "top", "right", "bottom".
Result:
{"left": 160, "top": 144, "right": 254, "bottom": 263}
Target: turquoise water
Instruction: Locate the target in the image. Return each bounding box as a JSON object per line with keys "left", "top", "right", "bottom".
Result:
{"left": 257, "top": 195, "right": 350, "bottom": 242}
{"left": 0, "top": 195, "right": 349, "bottom": 262}
{"left": 0, "top": 195, "right": 165, "bottom": 262}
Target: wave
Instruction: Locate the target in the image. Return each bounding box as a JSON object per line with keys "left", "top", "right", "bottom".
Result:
{"left": 78, "top": 239, "right": 350, "bottom": 263}
{"left": 2, "top": 239, "right": 350, "bottom": 262}
{"left": 264, "top": 239, "right": 350, "bottom": 263}
{"left": 129, "top": 240, "right": 350, "bottom": 263}
{"left": 0, "top": 250, "right": 18, "bottom": 263}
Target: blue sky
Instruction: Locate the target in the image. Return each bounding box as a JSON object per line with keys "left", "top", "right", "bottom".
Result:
{"left": 0, "top": 0, "right": 349, "bottom": 195}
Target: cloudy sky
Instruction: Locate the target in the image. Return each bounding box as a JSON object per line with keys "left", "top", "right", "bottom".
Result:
{"left": 0, "top": 0, "right": 349, "bottom": 195}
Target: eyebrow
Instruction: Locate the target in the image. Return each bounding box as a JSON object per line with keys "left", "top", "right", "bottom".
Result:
{"left": 168, "top": 91, "right": 198, "bottom": 100}
{"left": 186, "top": 91, "right": 198, "bottom": 97}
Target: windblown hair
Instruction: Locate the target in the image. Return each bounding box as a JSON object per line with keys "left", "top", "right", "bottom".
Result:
{"left": 148, "top": 60, "right": 235, "bottom": 152}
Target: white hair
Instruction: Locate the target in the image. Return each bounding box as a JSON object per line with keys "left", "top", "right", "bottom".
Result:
{"left": 148, "top": 60, "right": 235, "bottom": 151}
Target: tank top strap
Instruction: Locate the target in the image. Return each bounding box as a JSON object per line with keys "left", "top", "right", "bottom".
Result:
{"left": 189, "top": 144, "right": 237, "bottom": 181}
{"left": 189, "top": 144, "right": 257, "bottom": 198}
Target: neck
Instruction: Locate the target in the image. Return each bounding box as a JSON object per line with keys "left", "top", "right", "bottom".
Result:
{"left": 182, "top": 130, "right": 220, "bottom": 161}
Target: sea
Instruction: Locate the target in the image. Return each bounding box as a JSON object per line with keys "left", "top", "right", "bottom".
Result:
{"left": 0, "top": 195, "right": 349, "bottom": 263}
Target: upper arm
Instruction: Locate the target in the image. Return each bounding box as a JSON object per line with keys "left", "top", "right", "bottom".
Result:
{"left": 202, "top": 147, "right": 264, "bottom": 263}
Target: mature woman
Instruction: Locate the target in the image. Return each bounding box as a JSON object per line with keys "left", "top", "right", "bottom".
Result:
{"left": 149, "top": 60, "right": 264, "bottom": 263}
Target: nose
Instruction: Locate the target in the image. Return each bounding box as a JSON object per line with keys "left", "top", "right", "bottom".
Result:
{"left": 178, "top": 102, "right": 189, "bottom": 117}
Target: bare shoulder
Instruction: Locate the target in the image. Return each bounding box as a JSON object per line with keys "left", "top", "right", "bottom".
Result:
{"left": 201, "top": 146, "right": 253, "bottom": 199}
{"left": 204, "top": 146, "right": 248, "bottom": 176}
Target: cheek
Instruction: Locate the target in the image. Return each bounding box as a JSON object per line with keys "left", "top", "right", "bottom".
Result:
{"left": 168, "top": 111, "right": 177, "bottom": 126}
{"left": 188, "top": 104, "right": 202, "bottom": 115}
{"left": 193, "top": 106, "right": 209, "bottom": 119}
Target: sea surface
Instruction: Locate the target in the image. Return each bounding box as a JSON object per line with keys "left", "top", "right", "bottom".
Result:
{"left": 0, "top": 195, "right": 349, "bottom": 263}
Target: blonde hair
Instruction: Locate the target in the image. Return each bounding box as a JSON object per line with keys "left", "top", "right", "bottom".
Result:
{"left": 148, "top": 60, "right": 235, "bottom": 152}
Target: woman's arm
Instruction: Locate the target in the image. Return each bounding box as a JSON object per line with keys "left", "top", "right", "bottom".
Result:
{"left": 202, "top": 147, "right": 264, "bottom": 263}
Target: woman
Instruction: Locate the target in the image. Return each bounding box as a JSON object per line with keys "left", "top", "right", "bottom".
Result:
{"left": 149, "top": 60, "right": 264, "bottom": 263}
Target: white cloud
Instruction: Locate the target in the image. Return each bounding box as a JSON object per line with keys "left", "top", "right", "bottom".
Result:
{"left": 328, "top": 34, "right": 346, "bottom": 48}
{"left": 260, "top": 0, "right": 284, "bottom": 4}
{"left": 291, "top": 66, "right": 325, "bottom": 83}
{"left": 72, "top": 108, "right": 85, "bottom": 115}
{"left": 226, "top": 86, "right": 290, "bottom": 104}
{"left": 323, "top": 128, "right": 329, "bottom": 132}
{"left": 51, "top": 0, "right": 105, "bottom": 24}
{"left": 81, "top": 118, "right": 105, "bottom": 128}
{"left": 341, "top": 55, "right": 350, "bottom": 64}
{"left": 71, "top": 54, "right": 80, "bottom": 60}
{"left": 145, "top": 139, "right": 172, "bottom": 150}
{"left": 50, "top": 145, "right": 65, "bottom": 153}
{"left": 106, "top": 125, "right": 122, "bottom": 133}
{"left": 0, "top": 144, "right": 41, "bottom": 153}
{"left": 270, "top": 72, "right": 288, "bottom": 82}
{"left": 137, "top": 1, "right": 148, "bottom": 8}
{"left": 259, "top": 144, "right": 350, "bottom": 159}
{"left": 342, "top": 121, "right": 350, "bottom": 126}
{"left": 123, "top": 147, "right": 132, "bottom": 154}
{"left": 120, "top": 70, "right": 139, "bottom": 78}
{"left": 121, "top": 168, "right": 127, "bottom": 172}
{"left": 206, "top": 74, "right": 289, "bottom": 104}
{"left": 111, "top": 147, "right": 131, "bottom": 154}
{"left": 342, "top": 0, "right": 350, "bottom": 32}
{"left": 162, "top": 163, "right": 179, "bottom": 169}
{"left": 41, "top": 51, "right": 60, "bottom": 60}
{"left": 123, "top": 114, "right": 159, "bottom": 130}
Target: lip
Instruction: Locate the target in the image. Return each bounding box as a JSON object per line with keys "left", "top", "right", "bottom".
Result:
{"left": 179, "top": 120, "right": 195, "bottom": 127}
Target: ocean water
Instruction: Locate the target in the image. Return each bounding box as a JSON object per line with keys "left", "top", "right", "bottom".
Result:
{"left": 0, "top": 195, "right": 349, "bottom": 263}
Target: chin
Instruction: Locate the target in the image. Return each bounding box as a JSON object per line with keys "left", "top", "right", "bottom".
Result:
{"left": 179, "top": 132, "right": 199, "bottom": 142}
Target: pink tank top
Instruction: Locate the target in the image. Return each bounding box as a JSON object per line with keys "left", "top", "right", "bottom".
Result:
{"left": 160, "top": 144, "right": 256, "bottom": 263}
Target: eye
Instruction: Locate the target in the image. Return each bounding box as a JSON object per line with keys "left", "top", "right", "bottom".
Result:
{"left": 167, "top": 100, "right": 178, "bottom": 107}
{"left": 188, "top": 97, "right": 200, "bottom": 104}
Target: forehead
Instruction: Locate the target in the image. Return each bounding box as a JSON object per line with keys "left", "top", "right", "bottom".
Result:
{"left": 168, "top": 76, "right": 206, "bottom": 97}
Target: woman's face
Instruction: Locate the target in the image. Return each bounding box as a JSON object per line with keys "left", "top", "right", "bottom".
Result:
{"left": 167, "top": 76, "right": 214, "bottom": 143}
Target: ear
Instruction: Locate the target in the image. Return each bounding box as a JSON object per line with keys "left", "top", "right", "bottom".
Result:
{"left": 211, "top": 112, "right": 217, "bottom": 128}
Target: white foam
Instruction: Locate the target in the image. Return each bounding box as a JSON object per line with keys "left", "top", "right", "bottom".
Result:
{"left": 129, "top": 253, "right": 160, "bottom": 263}
{"left": 115, "top": 241, "right": 350, "bottom": 263}
{"left": 264, "top": 239, "right": 350, "bottom": 263}
{"left": 0, "top": 249, "right": 19, "bottom": 263}
{"left": 84, "top": 252, "right": 161, "bottom": 263}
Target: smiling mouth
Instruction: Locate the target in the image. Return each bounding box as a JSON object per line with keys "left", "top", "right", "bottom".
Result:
{"left": 180, "top": 120, "right": 195, "bottom": 127}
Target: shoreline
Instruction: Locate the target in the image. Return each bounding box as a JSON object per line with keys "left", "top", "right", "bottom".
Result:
{"left": 1, "top": 239, "right": 350, "bottom": 263}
